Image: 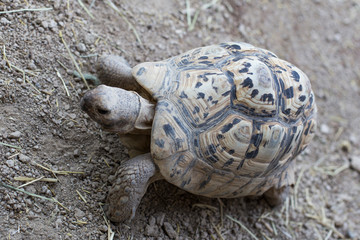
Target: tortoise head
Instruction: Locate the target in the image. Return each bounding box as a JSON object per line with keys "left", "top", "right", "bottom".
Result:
{"left": 81, "top": 85, "right": 141, "bottom": 134}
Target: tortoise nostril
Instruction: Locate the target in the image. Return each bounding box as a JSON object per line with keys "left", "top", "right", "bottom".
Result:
{"left": 97, "top": 108, "right": 110, "bottom": 115}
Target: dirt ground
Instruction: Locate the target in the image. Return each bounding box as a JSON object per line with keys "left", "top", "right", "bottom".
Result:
{"left": 1, "top": 0, "right": 360, "bottom": 239}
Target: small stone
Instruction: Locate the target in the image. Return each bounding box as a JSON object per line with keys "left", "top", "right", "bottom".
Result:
{"left": 0, "top": 17, "right": 11, "bottom": 25}
{"left": 74, "top": 208, "right": 85, "bottom": 219}
{"left": 163, "top": 222, "right": 177, "bottom": 239}
{"left": 144, "top": 224, "right": 159, "bottom": 237}
{"left": 25, "top": 185, "right": 36, "bottom": 194}
{"left": 6, "top": 160, "right": 15, "bottom": 168}
{"left": 41, "top": 21, "right": 49, "bottom": 28}
{"left": 18, "top": 154, "right": 30, "bottom": 163}
{"left": 156, "top": 212, "right": 165, "bottom": 226}
{"left": 76, "top": 43, "right": 87, "bottom": 52}
{"left": 149, "top": 216, "right": 156, "bottom": 226}
{"left": 345, "top": 229, "right": 356, "bottom": 239}
{"left": 9, "top": 131, "right": 21, "bottom": 139}
{"left": 48, "top": 20, "right": 57, "bottom": 29}
{"left": 73, "top": 149, "right": 80, "bottom": 158}
{"left": 99, "top": 225, "right": 108, "bottom": 232}
{"left": 340, "top": 140, "right": 351, "bottom": 153}
{"left": 320, "top": 124, "right": 330, "bottom": 134}
{"left": 350, "top": 156, "right": 360, "bottom": 173}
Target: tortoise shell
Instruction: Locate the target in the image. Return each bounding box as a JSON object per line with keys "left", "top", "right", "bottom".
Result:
{"left": 132, "top": 42, "right": 316, "bottom": 198}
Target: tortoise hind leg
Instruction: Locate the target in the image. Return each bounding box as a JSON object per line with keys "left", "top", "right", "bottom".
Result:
{"left": 263, "top": 186, "right": 289, "bottom": 207}
{"left": 104, "top": 153, "right": 163, "bottom": 222}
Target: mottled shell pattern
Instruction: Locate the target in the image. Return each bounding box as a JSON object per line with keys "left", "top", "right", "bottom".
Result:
{"left": 132, "top": 42, "right": 316, "bottom": 198}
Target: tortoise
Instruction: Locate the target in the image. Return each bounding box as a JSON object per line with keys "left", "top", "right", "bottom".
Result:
{"left": 81, "top": 42, "right": 317, "bottom": 222}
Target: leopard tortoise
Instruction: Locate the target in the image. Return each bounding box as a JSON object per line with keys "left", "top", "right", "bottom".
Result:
{"left": 81, "top": 42, "right": 317, "bottom": 222}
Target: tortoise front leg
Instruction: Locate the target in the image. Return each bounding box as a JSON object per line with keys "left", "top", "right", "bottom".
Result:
{"left": 104, "top": 153, "right": 162, "bottom": 222}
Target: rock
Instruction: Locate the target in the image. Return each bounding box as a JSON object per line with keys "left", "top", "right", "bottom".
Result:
{"left": 73, "top": 149, "right": 80, "bottom": 158}
{"left": 156, "top": 212, "right": 165, "bottom": 226}
{"left": 320, "top": 124, "right": 330, "bottom": 134}
{"left": 99, "top": 225, "right": 108, "bottom": 233}
{"left": 74, "top": 208, "right": 85, "bottom": 219}
{"left": 0, "top": 17, "right": 11, "bottom": 25}
{"left": 350, "top": 155, "right": 360, "bottom": 173}
{"left": 163, "top": 222, "right": 177, "bottom": 239}
{"left": 9, "top": 131, "right": 21, "bottom": 139}
{"left": 149, "top": 216, "right": 156, "bottom": 226}
{"left": 5, "top": 160, "right": 15, "bottom": 168}
{"left": 340, "top": 140, "right": 351, "bottom": 153}
{"left": 18, "top": 154, "right": 30, "bottom": 163}
{"left": 76, "top": 43, "right": 87, "bottom": 52}
{"left": 144, "top": 224, "right": 159, "bottom": 237}
{"left": 41, "top": 21, "right": 49, "bottom": 28}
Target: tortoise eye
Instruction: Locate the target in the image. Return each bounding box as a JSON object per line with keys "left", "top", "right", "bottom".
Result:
{"left": 97, "top": 108, "right": 110, "bottom": 115}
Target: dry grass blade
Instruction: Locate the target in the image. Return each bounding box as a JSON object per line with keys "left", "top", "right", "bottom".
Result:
{"left": 226, "top": 215, "right": 259, "bottom": 240}
{"left": 77, "top": 0, "right": 95, "bottom": 19}
{"left": 59, "top": 30, "right": 89, "bottom": 89}
{"left": 211, "top": 221, "right": 225, "bottom": 240}
{"left": 105, "top": 0, "right": 143, "bottom": 46}
{"left": 0, "top": 142, "right": 21, "bottom": 149}
{"left": 34, "top": 162, "right": 84, "bottom": 175}
{"left": 0, "top": 181, "right": 55, "bottom": 202}
{"left": 217, "top": 198, "right": 224, "bottom": 228}
{"left": 76, "top": 190, "right": 87, "bottom": 203}
{"left": 305, "top": 214, "right": 344, "bottom": 239}
{"left": 192, "top": 203, "right": 218, "bottom": 211}
{"left": 0, "top": 7, "right": 52, "bottom": 14}
{"left": 294, "top": 167, "right": 306, "bottom": 208}
{"left": 18, "top": 176, "right": 44, "bottom": 188}
{"left": 56, "top": 69, "right": 70, "bottom": 97}
{"left": 14, "top": 176, "right": 58, "bottom": 183}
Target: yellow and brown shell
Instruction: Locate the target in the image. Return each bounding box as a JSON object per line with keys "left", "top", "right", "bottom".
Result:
{"left": 132, "top": 42, "right": 316, "bottom": 198}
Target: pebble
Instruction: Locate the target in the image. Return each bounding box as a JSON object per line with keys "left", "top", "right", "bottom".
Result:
{"left": 6, "top": 160, "right": 15, "bottom": 168}
{"left": 74, "top": 208, "right": 85, "bottom": 219}
{"left": 163, "top": 222, "right": 177, "bottom": 239}
{"left": 73, "top": 149, "right": 80, "bottom": 158}
{"left": 0, "top": 17, "right": 11, "bottom": 25}
{"left": 144, "top": 224, "right": 159, "bottom": 237}
{"left": 76, "top": 43, "right": 87, "bottom": 52}
{"left": 9, "top": 131, "right": 21, "bottom": 139}
{"left": 18, "top": 154, "right": 30, "bottom": 163}
{"left": 156, "top": 212, "right": 165, "bottom": 226}
{"left": 320, "top": 124, "right": 330, "bottom": 134}
{"left": 340, "top": 140, "right": 351, "bottom": 153}
{"left": 350, "top": 155, "right": 360, "bottom": 173}
{"left": 99, "top": 225, "right": 108, "bottom": 233}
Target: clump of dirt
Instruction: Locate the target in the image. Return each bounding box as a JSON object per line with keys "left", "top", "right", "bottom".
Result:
{"left": 1, "top": 0, "right": 359, "bottom": 239}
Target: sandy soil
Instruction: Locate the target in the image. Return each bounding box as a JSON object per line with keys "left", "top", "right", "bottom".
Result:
{"left": 1, "top": 0, "right": 360, "bottom": 239}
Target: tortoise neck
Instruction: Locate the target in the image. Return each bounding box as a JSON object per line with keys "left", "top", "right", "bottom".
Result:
{"left": 132, "top": 93, "right": 155, "bottom": 135}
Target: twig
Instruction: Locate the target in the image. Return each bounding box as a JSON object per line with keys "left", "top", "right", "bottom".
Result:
{"left": 226, "top": 215, "right": 259, "bottom": 240}
{"left": 0, "top": 8, "right": 53, "bottom": 14}
{"left": 77, "top": 0, "right": 95, "bottom": 19}
{"left": 59, "top": 30, "right": 89, "bottom": 89}
{"left": 105, "top": 0, "right": 143, "bottom": 46}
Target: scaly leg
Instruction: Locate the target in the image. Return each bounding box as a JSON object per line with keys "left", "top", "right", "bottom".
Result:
{"left": 104, "top": 153, "right": 162, "bottom": 222}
